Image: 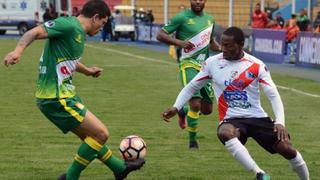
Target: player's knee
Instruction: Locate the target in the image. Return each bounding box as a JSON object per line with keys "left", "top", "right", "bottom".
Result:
{"left": 274, "top": 141, "right": 297, "bottom": 159}
{"left": 189, "top": 99, "right": 201, "bottom": 112}
{"left": 201, "top": 107, "right": 212, "bottom": 115}
{"left": 201, "top": 102, "right": 212, "bottom": 115}
{"left": 217, "top": 124, "right": 237, "bottom": 143}
{"left": 95, "top": 129, "right": 109, "bottom": 144}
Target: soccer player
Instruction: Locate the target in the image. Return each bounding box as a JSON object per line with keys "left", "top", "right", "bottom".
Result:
{"left": 3, "top": 0, "right": 144, "bottom": 179}
{"left": 161, "top": 27, "right": 309, "bottom": 180}
{"left": 157, "top": 0, "right": 220, "bottom": 149}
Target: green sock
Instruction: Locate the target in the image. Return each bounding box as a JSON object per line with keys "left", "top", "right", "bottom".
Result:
{"left": 67, "top": 137, "right": 101, "bottom": 180}
{"left": 187, "top": 110, "right": 199, "bottom": 142}
{"left": 98, "top": 144, "right": 126, "bottom": 173}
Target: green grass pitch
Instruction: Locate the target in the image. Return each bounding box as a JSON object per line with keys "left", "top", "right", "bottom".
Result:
{"left": 0, "top": 39, "right": 319, "bottom": 179}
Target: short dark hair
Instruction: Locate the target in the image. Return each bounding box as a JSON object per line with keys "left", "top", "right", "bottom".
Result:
{"left": 81, "top": 0, "right": 110, "bottom": 18}
{"left": 223, "top": 26, "right": 244, "bottom": 45}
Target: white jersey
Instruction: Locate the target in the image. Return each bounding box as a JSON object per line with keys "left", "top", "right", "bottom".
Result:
{"left": 173, "top": 52, "right": 285, "bottom": 126}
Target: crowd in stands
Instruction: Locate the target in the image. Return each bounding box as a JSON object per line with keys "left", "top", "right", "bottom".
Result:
{"left": 251, "top": 2, "right": 320, "bottom": 43}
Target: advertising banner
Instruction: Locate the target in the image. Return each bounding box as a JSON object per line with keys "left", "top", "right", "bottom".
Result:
{"left": 252, "top": 29, "right": 286, "bottom": 63}
{"left": 296, "top": 32, "right": 320, "bottom": 68}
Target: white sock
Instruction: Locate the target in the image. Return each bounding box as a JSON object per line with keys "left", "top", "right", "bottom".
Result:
{"left": 289, "top": 151, "right": 310, "bottom": 180}
{"left": 225, "top": 138, "right": 264, "bottom": 174}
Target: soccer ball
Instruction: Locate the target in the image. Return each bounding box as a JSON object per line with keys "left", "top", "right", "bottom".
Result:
{"left": 119, "top": 135, "right": 147, "bottom": 161}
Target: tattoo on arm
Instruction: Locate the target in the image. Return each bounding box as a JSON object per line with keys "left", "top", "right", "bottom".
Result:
{"left": 16, "top": 31, "right": 36, "bottom": 50}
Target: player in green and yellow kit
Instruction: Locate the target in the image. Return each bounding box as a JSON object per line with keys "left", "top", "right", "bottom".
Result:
{"left": 157, "top": 0, "right": 220, "bottom": 149}
{"left": 3, "top": 1, "right": 144, "bottom": 179}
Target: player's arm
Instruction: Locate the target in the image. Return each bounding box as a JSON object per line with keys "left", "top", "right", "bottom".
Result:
{"left": 156, "top": 14, "right": 194, "bottom": 49}
{"left": 3, "top": 25, "right": 48, "bottom": 67}
{"left": 76, "top": 62, "right": 103, "bottom": 78}
{"left": 162, "top": 62, "right": 212, "bottom": 122}
{"left": 259, "top": 64, "right": 288, "bottom": 141}
{"left": 156, "top": 29, "right": 194, "bottom": 49}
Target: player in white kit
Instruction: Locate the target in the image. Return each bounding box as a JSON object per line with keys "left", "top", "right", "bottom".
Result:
{"left": 161, "top": 27, "right": 310, "bottom": 180}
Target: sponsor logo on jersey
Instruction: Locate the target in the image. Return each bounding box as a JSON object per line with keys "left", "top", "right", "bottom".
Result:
{"left": 60, "top": 66, "right": 71, "bottom": 75}
{"left": 44, "top": 21, "right": 55, "bottom": 28}
{"left": 208, "top": 20, "right": 211, "bottom": 25}
{"left": 230, "top": 71, "right": 238, "bottom": 78}
{"left": 224, "top": 79, "right": 245, "bottom": 89}
{"left": 245, "top": 70, "right": 256, "bottom": 79}
{"left": 187, "top": 18, "right": 195, "bottom": 25}
{"left": 75, "top": 34, "right": 82, "bottom": 43}
{"left": 223, "top": 90, "right": 251, "bottom": 109}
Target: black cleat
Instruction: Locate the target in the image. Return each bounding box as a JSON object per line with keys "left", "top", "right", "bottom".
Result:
{"left": 114, "top": 158, "right": 145, "bottom": 180}
{"left": 189, "top": 141, "right": 199, "bottom": 149}
{"left": 256, "top": 172, "right": 271, "bottom": 180}
{"left": 57, "top": 173, "right": 66, "bottom": 180}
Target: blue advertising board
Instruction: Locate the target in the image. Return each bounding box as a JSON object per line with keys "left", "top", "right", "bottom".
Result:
{"left": 296, "top": 32, "right": 320, "bottom": 68}
{"left": 252, "top": 29, "right": 286, "bottom": 63}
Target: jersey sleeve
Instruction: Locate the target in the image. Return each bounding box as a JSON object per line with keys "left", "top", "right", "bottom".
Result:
{"left": 258, "top": 64, "right": 285, "bottom": 126}
{"left": 162, "top": 13, "right": 184, "bottom": 34}
{"left": 44, "top": 17, "right": 73, "bottom": 38}
{"left": 173, "top": 61, "right": 212, "bottom": 110}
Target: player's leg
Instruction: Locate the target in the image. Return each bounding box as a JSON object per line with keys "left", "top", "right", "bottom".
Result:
{"left": 273, "top": 136, "right": 309, "bottom": 179}
{"left": 200, "top": 82, "right": 214, "bottom": 115}
{"left": 180, "top": 66, "right": 203, "bottom": 148}
{"left": 71, "top": 110, "right": 145, "bottom": 180}
{"left": 217, "top": 120, "right": 266, "bottom": 177}
{"left": 188, "top": 97, "right": 201, "bottom": 149}
{"left": 250, "top": 117, "right": 308, "bottom": 179}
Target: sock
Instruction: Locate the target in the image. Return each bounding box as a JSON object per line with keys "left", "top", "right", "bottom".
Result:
{"left": 289, "top": 151, "right": 310, "bottom": 180}
{"left": 225, "top": 138, "right": 264, "bottom": 174}
{"left": 98, "top": 144, "right": 126, "bottom": 173}
{"left": 67, "top": 136, "right": 102, "bottom": 180}
{"left": 186, "top": 110, "right": 199, "bottom": 142}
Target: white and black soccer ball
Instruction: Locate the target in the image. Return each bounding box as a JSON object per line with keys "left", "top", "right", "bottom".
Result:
{"left": 119, "top": 135, "right": 147, "bottom": 161}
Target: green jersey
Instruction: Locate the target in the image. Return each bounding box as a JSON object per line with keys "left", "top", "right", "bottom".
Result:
{"left": 162, "top": 9, "right": 215, "bottom": 68}
{"left": 36, "top": 16, "right": 85, "bottom": 99}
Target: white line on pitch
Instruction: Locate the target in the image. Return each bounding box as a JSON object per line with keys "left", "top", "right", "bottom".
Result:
{"left": 86, "top": 44, "right": 320, "bottom": 98}
{"left": 86, "top": 44, "right": 175, "bottom": 65}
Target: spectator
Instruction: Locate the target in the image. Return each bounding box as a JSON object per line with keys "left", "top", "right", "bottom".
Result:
{"left": 72, "top": 7, "right": 80, "bottom": 17}
{"left": 49, "top": 3, "right": 58, "bottom": 19}
{"left": 113, "top": 9, "right": 122, "bottom": 24}
{"left": 297, "top": 9, "right": 310, "bottom": 31}
{"left": 251, "top": 3, "right": 269, "bottom": 28}
{"left": 101, "top": 17, "right": 113, "bottom": 42}
{"left": 285, "top": 14, "right": 299, "bottom": 42}
{"left": 136, "top": 8, "right": 146, "bottom": 23}
{"left": 145, "top": 8, "right": 154, "bottom": 25}
{"left": 43, "top": 8, "right": 53, "bottom": 22}
{"left": 275, "top": 12, "right": 285, "bottom": 28}
{"left": 313, "top": 11, "right": 320, "bottom": 32}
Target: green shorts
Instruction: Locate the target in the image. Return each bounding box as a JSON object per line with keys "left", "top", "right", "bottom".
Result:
{"left": 180, "top": 66, "right": 214, "bottom": 104}
{"left": 36, "top": 96, "right": 87, "bottom": 134}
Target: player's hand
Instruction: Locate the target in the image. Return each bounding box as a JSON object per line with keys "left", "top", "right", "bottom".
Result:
{"left": 177, "top": 40, "right": 195, "bottom": 50}
{"left": 161, "top": 107, "right": 178, "bottom": 122}
{"left": 274, "top": 124, "right": 289, "bottom": 141}
{"left": 3, "top": 51, "right": 21, "bottom": 67}
{"left": 88, "top": 67, "right": 103, "bottom": 78}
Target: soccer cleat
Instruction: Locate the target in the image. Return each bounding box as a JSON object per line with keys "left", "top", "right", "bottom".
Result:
{"left": 189, "top": 140, "right": 199, "bottom": 149}
{"left": 57, "top": 173, "right": 66, "bottom": 180}
{"left": 256, "top": 172, "right": 271, "bottom": 180}
{"left": 177, "top": 109, "right": 187, "bottom": 129}
{"left": 114, "top": 158, "right": 146, "bottom": 180}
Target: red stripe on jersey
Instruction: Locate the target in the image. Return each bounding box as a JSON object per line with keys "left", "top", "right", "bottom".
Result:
{"left": 218, "top": 63, "right": 260, "bottom": 120}
{"left": 259, "top": 79, "right": 270, "bottom": 86}
{"left": 196, "top": 75, "right": 211, "bottom": 81}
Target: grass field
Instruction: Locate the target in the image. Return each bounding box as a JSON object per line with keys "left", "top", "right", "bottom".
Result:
{"left": 0, "top": 39, "right": 319, "bottom": 180}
